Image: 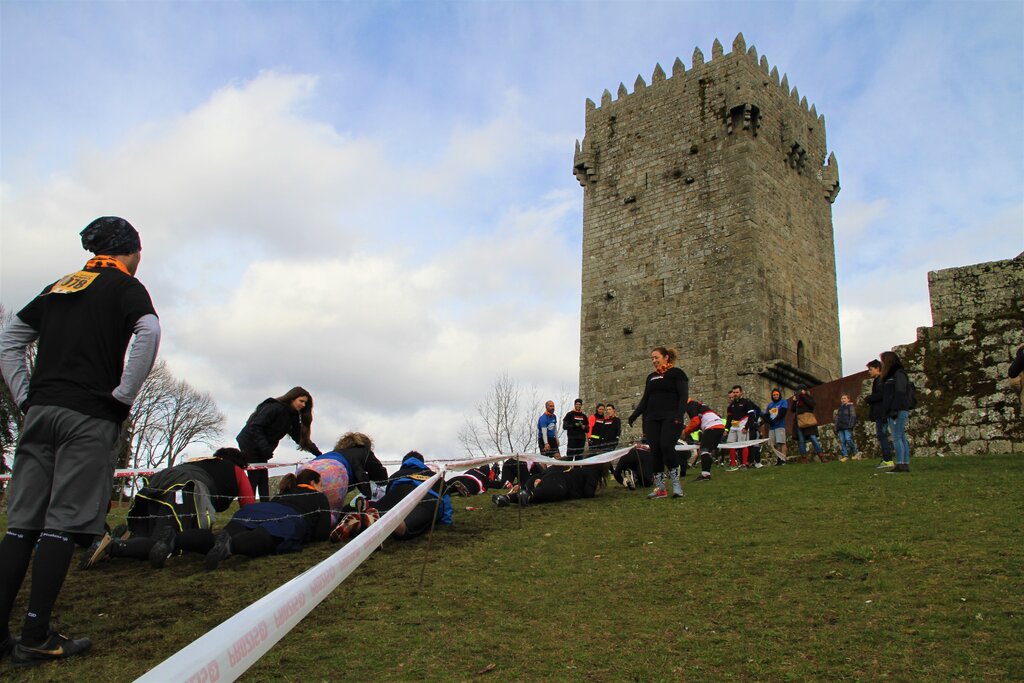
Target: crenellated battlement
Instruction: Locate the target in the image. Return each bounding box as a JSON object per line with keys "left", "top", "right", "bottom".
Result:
{"left": 582, "top": 33, "right": 824, "bottom": 130}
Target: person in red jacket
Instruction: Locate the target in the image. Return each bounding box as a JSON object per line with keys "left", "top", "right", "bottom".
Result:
{"left": 682, "top": 400, "right": 726, "bottom": 483}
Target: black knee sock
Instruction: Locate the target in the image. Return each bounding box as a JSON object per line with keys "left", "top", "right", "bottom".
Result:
{"left": 21, "top": 530, "right": 76, "bottom": 645}
{"left": 701, "top": 452, "right": 713, "bottom": 473}
{"left": 0, "top": 529, "right": 40, "bottom": 640}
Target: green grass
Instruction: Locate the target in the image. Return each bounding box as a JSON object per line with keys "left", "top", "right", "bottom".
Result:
{"left": 2, "top": 455, "right": 1023, "bottom": 682}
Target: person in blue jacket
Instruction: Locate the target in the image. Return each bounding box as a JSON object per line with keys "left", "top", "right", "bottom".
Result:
{"left": 375, "top": 452, "right": 452, "bottom": 540}
{"left": 537, "top": 400, "right": 560, "bottom": 456}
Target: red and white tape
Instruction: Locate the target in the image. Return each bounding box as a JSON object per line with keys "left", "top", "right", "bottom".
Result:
{"left": 134, "top": 470, "right": 442, "bottom": 683}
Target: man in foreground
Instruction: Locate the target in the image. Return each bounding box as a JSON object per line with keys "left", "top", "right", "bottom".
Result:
{"left": 0, "top": 217, "right": 160, "bottom": 666}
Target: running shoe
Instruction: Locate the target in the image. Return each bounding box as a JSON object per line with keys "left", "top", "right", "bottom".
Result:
{"left": 449, "top": 480, "right": 471, "bottom": 497}
{"left": 647, "top": 488, "right": 668, "bottom": 499}
{"left": 11, "top": 632, "right": 91, "bottom": 667}
{"left": 205, "top": 531, "right": 232, "bottom": 571}
{"left": 726, "top": 466, "right": 741, "bottom": 472}
{"left": 753, "top": 462, "right": 764, "bottom": 469}
{"left": 148, "top": 525, "right": 177, "bottom": 570}
{"left": 622, "top": 470, "right": 636, "bottom": 490}
{"left": 671, "top": 481, "right": 684, "bottom": 498}
{"left": 877, "top": 460, "right": 895, "bottom": 469}
{"left": 694, "top": 474, "right": 712, "bottom": 483}
{"left": 330, "top": 515, "right": 360, "bottom": 543}
{"left": 839, "top": 457, "right": 849, "bottom": 463}
{"left": 492, "top": 494, "right": 510, "bottom": 508}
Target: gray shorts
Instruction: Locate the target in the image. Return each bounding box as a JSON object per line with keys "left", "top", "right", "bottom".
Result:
{"left": 726, "top": 428, "right": 746, "bottom": 444}
{"left": 6, "top": 405, "right": 120, "bottom": 535}
{"left": 770, "top": 427, "right": 787, "bottom": 445}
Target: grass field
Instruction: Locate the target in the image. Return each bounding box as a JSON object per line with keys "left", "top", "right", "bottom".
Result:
{"left": 1, "top": 455, "right": 1022, "bottom": 682}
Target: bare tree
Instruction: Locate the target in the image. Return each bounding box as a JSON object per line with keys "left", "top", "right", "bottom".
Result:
{"left": 124, "top": 360, "right": 224, "bottom": 471}
{"left": 458, "top": 372, "right": 571, "bottom": 458}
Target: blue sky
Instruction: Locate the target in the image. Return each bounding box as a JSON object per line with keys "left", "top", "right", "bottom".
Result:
{"left": 2, "top": 1, "right": 1022, "bottom": 462}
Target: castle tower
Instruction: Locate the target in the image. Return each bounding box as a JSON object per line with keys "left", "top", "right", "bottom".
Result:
{"left": 573, "top": 34, "right": 842, "bottom": 415}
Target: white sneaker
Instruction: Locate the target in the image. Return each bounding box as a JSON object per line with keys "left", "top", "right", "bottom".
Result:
{"left": 754, "top": 462, "right": 763, "bottom": 469}
{"left": 622, "top": 470, "right": 636, "bottom": 490}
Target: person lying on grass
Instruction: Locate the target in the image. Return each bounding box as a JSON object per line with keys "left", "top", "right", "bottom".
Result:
{"left": 492, "top": 463, "right": 609, "bottom": 507}
{"left": 81, "top": 447, "right": 255, "bottom": 570}
{"left": 443, "top": 464, "right": 511, "bottom": 497}
{"left": 369, "top": 452, "right": 453, "bottom": 540}
{"left": 613, "top": 443, "right": 655, "bottom": 491}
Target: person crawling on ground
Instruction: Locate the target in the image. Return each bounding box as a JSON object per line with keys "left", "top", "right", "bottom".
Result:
{"left": 304, "top": 431, "right": 388, "bottom": 521}
{"left": 81, "top": 447, "right": 255, "bottom": 569}
{"left": 498, "top": 456, "right": 542, "bottom": 492}
{"left": 373, "top": 452, "right": 453, "bottom": 540}
{"left": 492, "top": 463, "right": 609, "bottom": 507}
{"left": 612, "top": 443, "right": 655, "bottom": 491}
{"left": 683, "top": 400, "right": 726, "bottom": 483}
{"left": 444, "top": 464, "right": 510, "bottom": 497}
{"left": 99, "top": 469, "right": 332, "bottom": 571}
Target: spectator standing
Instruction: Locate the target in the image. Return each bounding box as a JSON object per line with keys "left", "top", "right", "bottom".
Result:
{"left": 537, "top": 400, "right": 560, "bottom": 456}
{"left": 604, "top": 404, "right": 622, "bottom": 452}
{"left": 834, "top": 394, "right": 859, "bottom": 462}
{"left": 880, "top": 351, "right": 912, "bottom": 473}
{"left": 864, "top": 360, "right": 895, "bottom": 469}
{"left": 628, "top": 346, "right": 689, "bottom": 499}
{"left": 764, "top": 388, "right": 789, "bottom": 465}
{"left": 561, "top": 399, "right": 588, "bottom": 460}
{"left": 793, "top": 385, "right": 825, "bottom": 462}
{"left": 0, "top": 217, "right": 160, "bottom": 664}
{"left": 724, "top": 385, "right": 757, "bottom": 470}
{"left": 587, "top": 403, "right": 606, "bottom": 454}
{"left": 236, "top": 387, "right": 321, "bottom": 501}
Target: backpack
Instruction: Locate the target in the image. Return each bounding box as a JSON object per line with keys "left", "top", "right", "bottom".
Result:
{"left": 906, "top": 380, "right": 917, "bottom": 410}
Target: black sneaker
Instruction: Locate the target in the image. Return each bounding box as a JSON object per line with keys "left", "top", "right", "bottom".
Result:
{"left": 148, "top": 525, "right": 177, "bottom": 569}
{"left": 694, "top": 474, "right": 711, "bottom": 483}
{"left": 205, "top": 531, "right": 232, "bottom": 571}
{"left": 515, "top": 490, "right": 531, "bottom": 507}
{"left": 492, "top": 494, "right": 509, "bottom": 508}
{"left": 450, "top": 480, "right": 471, "bottom": 497}
{"left": 11, "top": 632, "right": 91, "bottom": 667}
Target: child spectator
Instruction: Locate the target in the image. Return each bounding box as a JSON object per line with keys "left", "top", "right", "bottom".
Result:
{"left": 834, "top": 394, "right": 859, "bottom": 462}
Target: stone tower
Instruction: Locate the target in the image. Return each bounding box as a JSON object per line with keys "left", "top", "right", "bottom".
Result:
{"left": 573, "top": 33, "right": 842, "bottom": 417}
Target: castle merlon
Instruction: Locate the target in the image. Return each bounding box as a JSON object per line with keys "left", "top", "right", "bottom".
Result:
{"left": 583, "top": 33, "right": 825, "bottom": 131}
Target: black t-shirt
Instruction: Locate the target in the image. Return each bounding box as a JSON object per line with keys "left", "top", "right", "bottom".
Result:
{"left": 630, "top": 366, "right": 689, "bottom": 422}
{"left": 17, "top": 264, "right": 156, "bottom": 422}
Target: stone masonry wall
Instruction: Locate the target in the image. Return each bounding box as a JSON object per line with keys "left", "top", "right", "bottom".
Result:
{"left": 893, "top": 254, "right": 1024, "bottom": 457}
{"left": 574, "top": 33, "right": 841, "bottom": 428}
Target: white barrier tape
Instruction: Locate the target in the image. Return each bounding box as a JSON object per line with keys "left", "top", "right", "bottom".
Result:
{"left": 718, "top": 438, "right": 768, "bottom": 449}
{"left": 674, "top": 438, "right": 767, "bottom": 451}
{"left": 134, "top": 471, "right": 443, "bottom": 683}
{"left": 440, "top": 453, "right": 517, "bottom": 471}
{"left": 525, "top": 445, "right": 633, "bottom": 467}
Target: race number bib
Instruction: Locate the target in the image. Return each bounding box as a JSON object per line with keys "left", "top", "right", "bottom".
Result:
{"left": 49, "top": 271, "right": 99, "bottom": 294}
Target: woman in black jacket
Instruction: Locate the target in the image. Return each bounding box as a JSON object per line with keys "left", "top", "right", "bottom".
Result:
{"left": 627, "top": 346, "right": 689, "bottom": 499}
{"left": 237, "top": 386, "right": 321, "bottom": 500}
{"left": 880, "top": 351, "right": 912, "bottom": 472}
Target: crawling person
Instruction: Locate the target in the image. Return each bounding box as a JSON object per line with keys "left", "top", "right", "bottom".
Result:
{"left": 374, "top": 452, "right": 452, "bottom": 540}
{"left": 82, "top": 447, "right": 255, "bottom": 569}
{"left": 492, "top": 463, "right": 609, "bottom": 507}
{"left": 153, "top": 468, "right": 333, "bottom": 570}
{"left": 612, "top": 443, "right": 655, "bottom": 490}
{"left": 444, "top": 464, "right": 509, "bottom": 497}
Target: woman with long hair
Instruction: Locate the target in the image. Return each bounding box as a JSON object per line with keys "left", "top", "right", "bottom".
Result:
{"left": 879, "top": 351, "right": 913, "bottom": 472}
{"left": 627, "top": 346, "right": 689, "bottom": 499}
{"left": 236, "top": 386, "right": 321, "bottom": 501}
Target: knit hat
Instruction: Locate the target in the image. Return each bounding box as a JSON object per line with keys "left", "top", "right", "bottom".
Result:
{"left": 80, "top": 216, "right": 141, "bottom": 255}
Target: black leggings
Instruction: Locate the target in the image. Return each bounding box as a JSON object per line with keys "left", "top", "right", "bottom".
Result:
{"left": 643, "top": 418, "right": 685, "bottom": 473}
{"left": 177, "top": 523, "right": 278, "bottom": 557}
{"left": 699, "top": 428, "right": 726, "bottom": 473}
{"left": 247, "top": 468, "right": 270, "bottom": 502}
{"left": 613, "top": 448, "right": 655, "bottom": 487}
{"left": 530, "top": 471, "right": 570, "bottom": 504}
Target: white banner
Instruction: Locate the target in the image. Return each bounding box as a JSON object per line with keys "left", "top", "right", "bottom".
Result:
{"left": 134, "top": 471, "right": 443, "bottom": 683}
{"left": 526, "top": 445, "right": 633, "bottom": 466}
{"left": 718, "top": 438, "right": 768, "bottom": 449}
